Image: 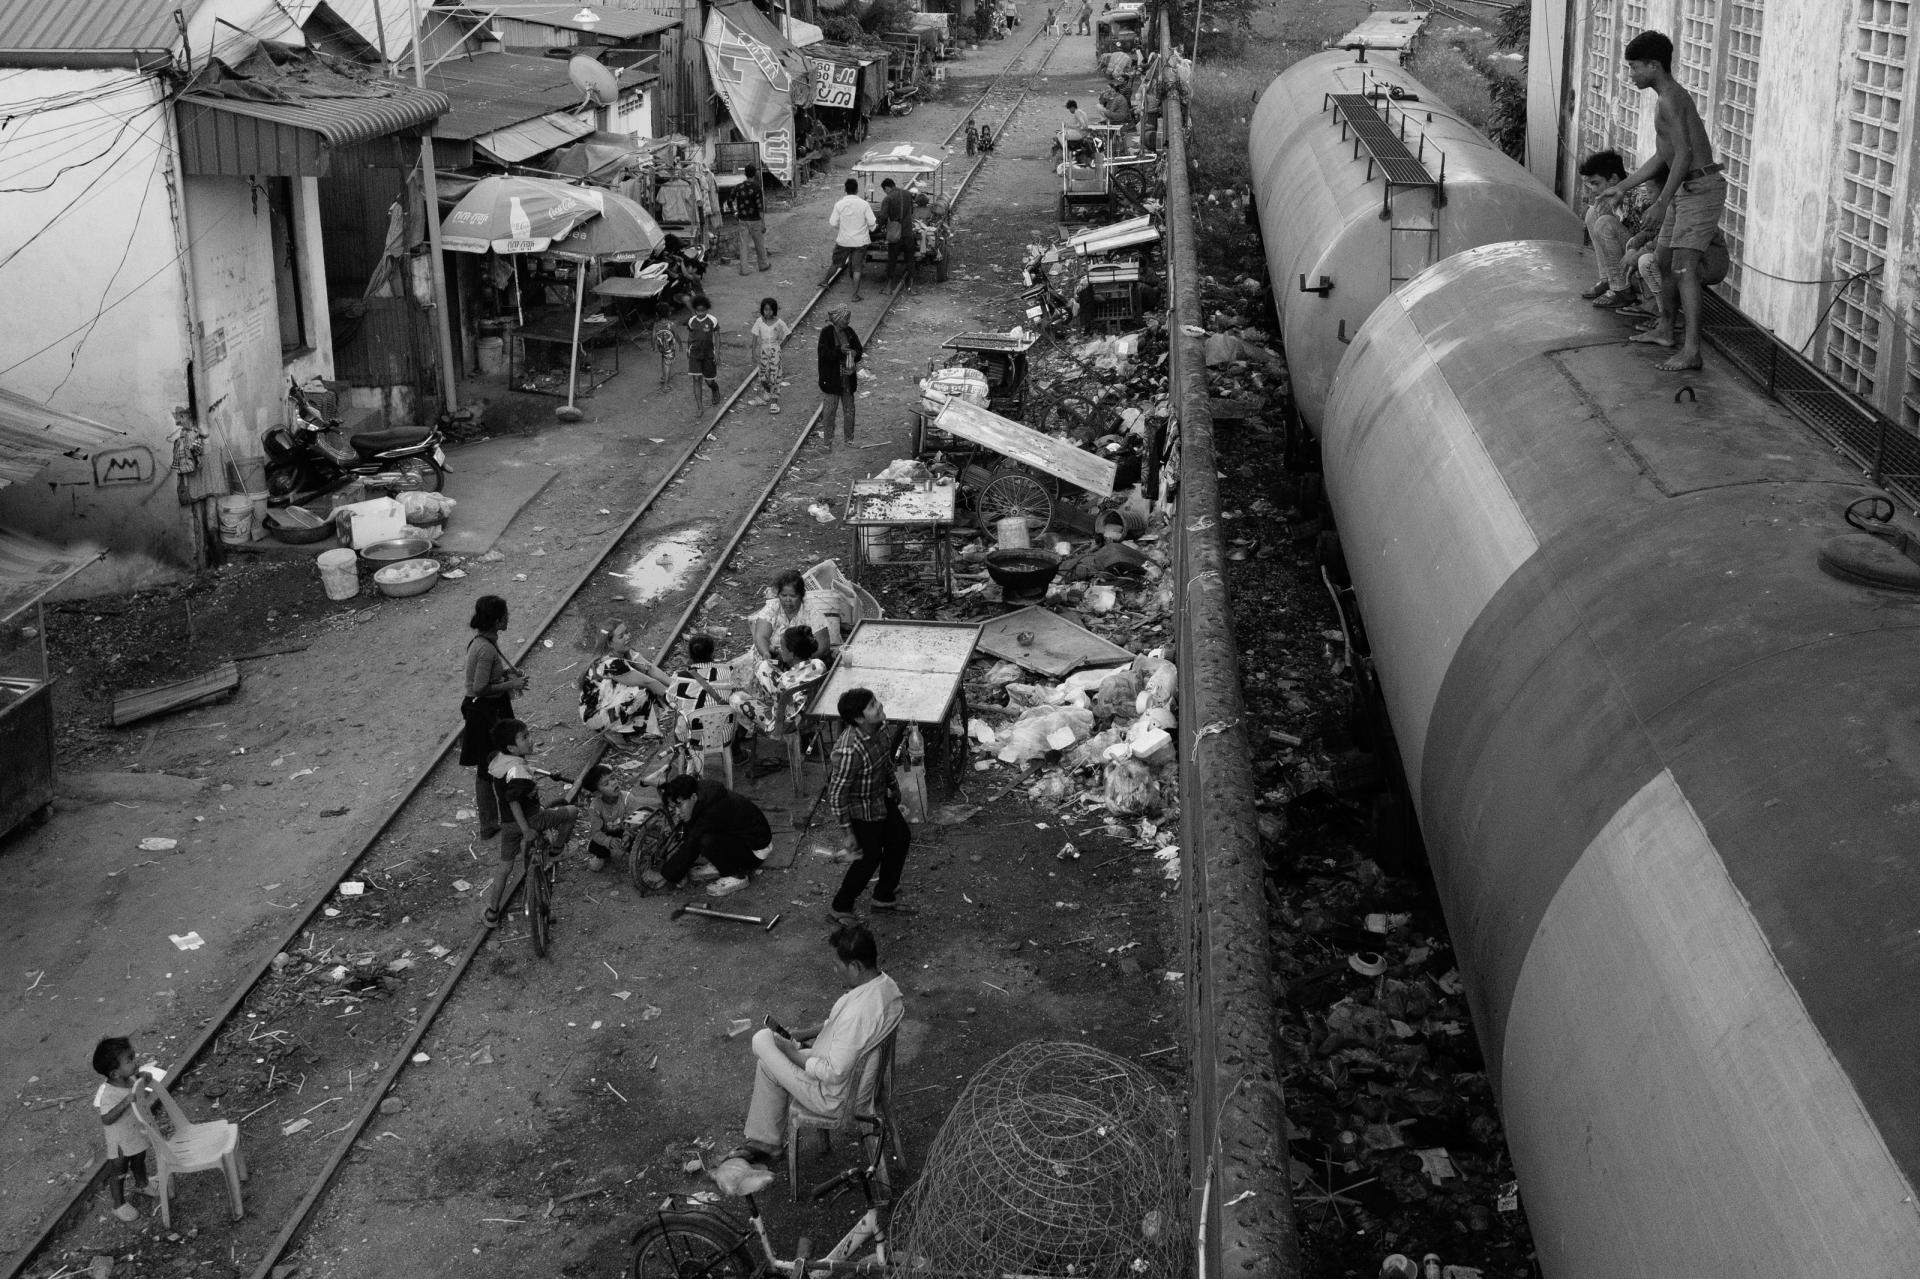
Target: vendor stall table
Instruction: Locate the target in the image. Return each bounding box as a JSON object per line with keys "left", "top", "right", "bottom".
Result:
{"left": 512, "top": 308, "right": 621, "bottom": 397}
{"left": 846, "top": 477, "right": 955, "bottom": 590}
{"left": 0, "top": 534, "right": 104, "bottom": 840}
{"left": 809, "top": 619, "right": 979, "bottom": 727}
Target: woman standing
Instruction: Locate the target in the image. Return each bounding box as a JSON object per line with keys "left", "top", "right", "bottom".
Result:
{"left": 461, "top": 595, "right": 527, "bottom": 838}
{"left": 750, "top": 569, "right": 834, "bottom": 662}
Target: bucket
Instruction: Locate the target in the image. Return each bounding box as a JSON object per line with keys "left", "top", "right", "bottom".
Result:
{"left": 317, "top": 548, "right": 360, "bottom": 601}
{"left": 995, "top": 516, "right": 1031, "bottom": 549}
{"left": 248, "top": 491, "right": 271, "bottom": 531}
{"left": 859, "top": 526, "right": 893, "bottom": 563}
{"left": 217, "top": 494, "right": 255, "bottom": 545}
{"left": 476, "top": 335, "right": 507, "bottom": 376}
{"left": 1095, "top": 507, "right": 1146, "bottom": 541}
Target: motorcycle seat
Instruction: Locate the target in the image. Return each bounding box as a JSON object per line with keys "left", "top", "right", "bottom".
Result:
{"left": 351, "top": 427, "right": 433, "bottom": 456}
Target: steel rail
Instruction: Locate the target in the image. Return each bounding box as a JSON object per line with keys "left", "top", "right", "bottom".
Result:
{"left": 1, "top": 24, "right": 1066, "bottom": 1279}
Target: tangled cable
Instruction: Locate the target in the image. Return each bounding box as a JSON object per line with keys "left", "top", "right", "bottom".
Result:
{"left": 892, "top": 1041, "right": 1188, "bottom": 1278}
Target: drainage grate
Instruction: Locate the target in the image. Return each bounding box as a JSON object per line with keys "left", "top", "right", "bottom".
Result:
{"left": 1700, "top": 290, "right": 1920, "bottom": 510}
{"left": 1327, "top": 94, "right": 1437, "bottom": 188}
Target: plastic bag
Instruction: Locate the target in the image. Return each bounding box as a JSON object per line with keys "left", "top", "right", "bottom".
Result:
{"left": 1094, "top": 668, "right": 1142, "bottom": 721}
{"left": 1103, "top": 758, "right": 1163, "bottom": 816}
{"left": 399, "top": 491, "right": 457, "bottom": 524}
{"left": 997, "top": 707, "right": 1094, "bottom": 764}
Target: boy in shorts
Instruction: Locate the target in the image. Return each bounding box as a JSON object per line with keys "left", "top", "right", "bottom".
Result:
{"left": 1602, "top": 29, "right": 1724, "bottom": 373}
{"left": 685, "top": 295, "right": 721, "bottom": 414}
{"left": 483, "top": 718, "right": 579, "bottom": 926}
{"left": 92, "top": 1036, "right": 156, "bottom": 1221}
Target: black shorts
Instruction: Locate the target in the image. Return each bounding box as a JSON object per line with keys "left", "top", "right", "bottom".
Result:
{"left": 832, "top": 244, "right": 867, "bottom": 271}
{"left": 690, "top": 351, "right": 717, "bottom": 379}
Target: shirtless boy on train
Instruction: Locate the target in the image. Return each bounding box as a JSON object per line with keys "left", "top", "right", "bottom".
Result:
{"left": 1602, "top": 30, "right": 1723, "bottom": 373}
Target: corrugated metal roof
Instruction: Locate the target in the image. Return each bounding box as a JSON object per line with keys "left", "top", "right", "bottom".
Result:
{"left": 0, "top": 387, "right": 124, "bottom": 489}
{"left": 464, "top": 5, "right": 680, "bottom": 40}
{"left": 425, "top": 50, "right": 596, "bottom": 141}
{"left": 0, "top": 0, "right": 177, "bottom": 52}
{"left": 474, "top": 109, "right": 594, "bottom": 162}
{"left": 182, "top": 80, "right": 449, "bottom": 148}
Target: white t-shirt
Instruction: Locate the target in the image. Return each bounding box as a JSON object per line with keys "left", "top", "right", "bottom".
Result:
{"left": 829, "top": 194, "right": 878, "bottom": 247}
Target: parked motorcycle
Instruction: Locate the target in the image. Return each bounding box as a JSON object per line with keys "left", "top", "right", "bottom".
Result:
{"left": 265, "top": 380, "right": 446, "bottom": 504}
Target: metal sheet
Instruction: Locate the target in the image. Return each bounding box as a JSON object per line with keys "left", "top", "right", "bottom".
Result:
{"left": 932, "top": 399, "right": 1116, "bottom": 497}
{"left": 0, "top": 529, "right": 105, "bottom": 623}
{"left": 976, "top": 605, "right": 1133, "bottom": 677}
{"left": 0, "top": 0, "right": 175, "bottom": 52}
{"left": 810, "top": 620, "right": 978, "bottom": 725}
{"left": 474, "top": 110, "right": 595, "bottom": 163}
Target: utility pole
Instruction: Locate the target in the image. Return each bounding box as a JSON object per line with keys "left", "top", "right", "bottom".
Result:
{"left": 408, "top": 0, "right": 460, "bottom": 416}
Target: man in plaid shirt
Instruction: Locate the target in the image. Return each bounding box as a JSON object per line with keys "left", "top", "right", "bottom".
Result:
{"left": 827, "top": 688, "right": 914, "bottom": 920}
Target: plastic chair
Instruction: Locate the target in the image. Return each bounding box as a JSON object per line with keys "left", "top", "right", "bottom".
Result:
{"left": 773, "top": 674, "right": 829, "bottom": 796}
{"left": 679, "top": 702, "right": 736, "bottom": 788}
{"left": 128, "top": 1082, "right": 246, "bottom": 1226}
{"left": 786, "top": 1027, "right": 905, "bottom": 1199}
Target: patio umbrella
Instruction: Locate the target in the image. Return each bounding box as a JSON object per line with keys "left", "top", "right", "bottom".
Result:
{"left": 439, "top": 175, "right": 598, "bottom": 253}
{"left": 544, "top": 189, "right": 667, "bottom": 421}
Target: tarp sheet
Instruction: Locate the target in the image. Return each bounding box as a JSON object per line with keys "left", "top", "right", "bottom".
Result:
{"left": 0, "top": 528, "right": 104, "bottom": 624}
{"left": 0, "top": 388, "right": 125, "bottom": 490}
{"left": 701, "top": 0, "right": 814, "bottom": 184}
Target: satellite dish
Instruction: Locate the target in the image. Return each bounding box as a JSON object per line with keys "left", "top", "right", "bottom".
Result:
{"left": 569, "top": 54, "right": 620, "bottom": 106}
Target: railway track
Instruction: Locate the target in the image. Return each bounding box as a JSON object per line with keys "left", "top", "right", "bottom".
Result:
{"left": 5, "top": 26, "right": 1069, "bottom": 1279}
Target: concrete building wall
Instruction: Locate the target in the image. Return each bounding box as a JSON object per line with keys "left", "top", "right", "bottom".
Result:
{"left": 1536, "top": 1, "right": 1920, "bottom": 428}
{"left": 0, "top": 71, "right": 201, "bottom": 585}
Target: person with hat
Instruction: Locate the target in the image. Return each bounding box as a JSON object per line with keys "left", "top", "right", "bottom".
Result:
{"left": 817, "top": 306, "right": 864, "bottom": 446}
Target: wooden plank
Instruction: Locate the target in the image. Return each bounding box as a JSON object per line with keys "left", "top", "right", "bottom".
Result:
{"left": 110, "top": 662, "right": 241, "bottom": 728}
{"left": 977, "top": 605, "right": 1133, "bottom": 677}
{"left": 810, "top": 620, "right": 978, "bottom": 724}
{"left": 934, "top": 398, "right": 1117, "bottom": 497}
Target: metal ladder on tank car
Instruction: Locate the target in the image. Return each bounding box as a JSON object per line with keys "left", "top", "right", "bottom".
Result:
{"left": 1323, "top": 81, "right": 1447, "bottom": 293}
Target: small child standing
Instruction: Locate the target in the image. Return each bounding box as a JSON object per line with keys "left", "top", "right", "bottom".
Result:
{"left": 92, "top": 1036, "right": 155, "bottom": 1222}
{"left": 582, "top": 763, "right": 632, "bottom": 874}
{"left": 746, "top": 298, "right": 792, "bottom": 415}
{"left": 965, "top": 119, "right": 978, "bottom": 155}
{"left": 685, "top": 295, "right": 721, "bottom": 413}
{"left": 651, "top": 314, "right": 678, "bottom": 390}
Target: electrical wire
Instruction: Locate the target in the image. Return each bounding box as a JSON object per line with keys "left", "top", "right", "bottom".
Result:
{"left": 38, "top": 140, "right": 165, "bottom": 401}
{"left": 0, "top": 113, "right": 138, "bottom": 194}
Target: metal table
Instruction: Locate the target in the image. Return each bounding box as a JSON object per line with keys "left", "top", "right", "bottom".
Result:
{"left": 846, "top": 477, "right": 956, "bottom": 591}
{"left": 511, "top": 307, "right": 621, "bottom": 397}
{"left": 808, "top": 619, "right": 979, "bottom": 727}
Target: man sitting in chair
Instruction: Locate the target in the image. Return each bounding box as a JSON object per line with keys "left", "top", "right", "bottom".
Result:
{"left": 715, "top": 922, "right": 904, "bottom": 1193}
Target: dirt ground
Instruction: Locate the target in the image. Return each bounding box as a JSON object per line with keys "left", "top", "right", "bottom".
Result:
{"left": 3, "top": 18, "right": 1198, "bottom": 1279}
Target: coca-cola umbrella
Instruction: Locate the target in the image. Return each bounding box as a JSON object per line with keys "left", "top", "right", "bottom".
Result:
{"left": 439, "top": 174, "right": 598, "bottom": 253}
{"left": 543, "top": 188, "right": 666, "bottom": 421}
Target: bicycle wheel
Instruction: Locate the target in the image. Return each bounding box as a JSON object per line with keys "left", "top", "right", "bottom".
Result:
{"left": 976, "top": 471, "right": 1052, "bottom": 538}
{"left": 626, "top": 810, "right": 680, "bottom": 893}
{"left": 630, "top": 1209, "right": 757, "bottom": 1279}
{"left": 527, "top": 858, "right": 552, "bottom": 957}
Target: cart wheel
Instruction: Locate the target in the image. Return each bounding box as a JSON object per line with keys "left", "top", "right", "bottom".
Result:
{"left": 911, "top": 410, "right": 926, "bottom": 457}
{"left": 1111, "top": 165, "right": 1149, "bottom": 207}
{"left": 977, "top": 471, "right": 1052, "bottom": 537}
{"left": 1035, "top": 393, "right": 1100, "bottom": 442}
{"left": 936, "top": 252, "right": 950, "bottom": 283}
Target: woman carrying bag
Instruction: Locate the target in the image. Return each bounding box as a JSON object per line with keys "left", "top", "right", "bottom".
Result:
{"left": 461, "top": 595, "right": 529, "bottom": 838}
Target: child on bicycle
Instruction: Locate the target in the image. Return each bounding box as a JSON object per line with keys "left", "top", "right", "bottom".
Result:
{"left": 582, "top": 762, "right": 634, "bottom": 874}
{"left": 483, "top": 718, "right": 579, "bottom": 927}
{"left": 92, "top": 1035, "right": 156, "bottom": 1221}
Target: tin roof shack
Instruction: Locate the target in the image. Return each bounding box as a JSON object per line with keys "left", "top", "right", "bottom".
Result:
{"left": 429, "top": 5, "right": 678, "bottom": 140}
{"left": 0, "top": 0, "right": 446, "bottom": 591}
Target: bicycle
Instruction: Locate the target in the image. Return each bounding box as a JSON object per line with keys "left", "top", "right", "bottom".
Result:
{"left": 629, "top": 1123, "right": 899, "bottom": 1279}
{"left": 525, "top": 835, "right": 557, "bottom": 956}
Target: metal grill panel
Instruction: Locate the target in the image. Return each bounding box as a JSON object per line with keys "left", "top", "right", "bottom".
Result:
{"left": 1581, "top": 0, "right": 1619, "bottom": 159}
{"left": 1614, "top": 0, "right": 1649, "bottom": 146}
{"left": 1678, "top": 0, "right": 1716, "bottom": 111}
{"left": 1826, "top": 0, "right": 1910, "bottom": 398}
{"left": 1718, "top": 0, "right": 1765, "bottom": 302}
{"left": 1327, "top": 95, "right": 1436, "bottom": 187}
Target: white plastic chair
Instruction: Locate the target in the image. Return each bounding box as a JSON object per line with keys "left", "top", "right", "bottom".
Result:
{"left": 128, "top": 1082, "right": 246, "bottom": 1226}
{"left": 679, "top": 702, "right": 737, "bottom": 788}
{"left": 786, "top": 1027, "right": 905, "bottom": 1199}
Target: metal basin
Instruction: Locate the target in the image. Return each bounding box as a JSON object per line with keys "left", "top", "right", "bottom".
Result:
{"left": 984, "top": 548, "right": 1062, "bottom": 602}
{"left": 357, "top": 536, "right": 435, "bottom": 566}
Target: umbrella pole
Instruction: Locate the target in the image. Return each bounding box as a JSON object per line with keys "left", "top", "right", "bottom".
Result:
{"left": 557, "top": 258, "right": 587, "bottom": 422}
{"left": 513, "top": 254, "right": 524, "bottom": 327}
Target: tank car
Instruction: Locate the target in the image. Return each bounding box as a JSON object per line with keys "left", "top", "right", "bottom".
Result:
{"left": 1320, "top": 239, "right": 1920, "bottom": 1277}
{"left": 1248, "top": 52, "right": 1580, "bottom": 435}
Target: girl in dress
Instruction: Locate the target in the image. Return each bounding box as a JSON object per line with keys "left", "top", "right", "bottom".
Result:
{"left": 746, "top": 297, "right": 792, "bottom": 413}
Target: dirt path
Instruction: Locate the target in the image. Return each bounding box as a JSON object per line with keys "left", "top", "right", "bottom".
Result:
{"left": 5, "top": 17, "right": 1190, "bottom": 1279}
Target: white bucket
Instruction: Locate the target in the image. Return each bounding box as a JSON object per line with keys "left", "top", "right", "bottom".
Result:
{"left": 217, "top": 494, "right": 255, "bottom": 545}
{"left": 317, "top": 548, "right": 360, "bottom": 601}
{"left": 995, "top": 516, "right": 1031, "bottom": 549}
{"left": 248, "top": 491, "right": 271, "bottom": 531}
{"left": 476, "top": 335, "right": 507, "bottom": 375}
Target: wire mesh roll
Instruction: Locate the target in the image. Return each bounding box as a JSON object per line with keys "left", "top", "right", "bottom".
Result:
{"left": 892, "top": 1040, "right": 1188, "bottom": 1278}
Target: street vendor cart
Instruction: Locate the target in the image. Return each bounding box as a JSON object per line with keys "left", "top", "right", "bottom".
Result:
{"left": 846, "top": 475, "right": 957, "bottom": 590}
{"left": 804, "top": 619, "right": 979, "bottom": 806}
{"left": 0, "top": 535, "right": 104, "bottom": 841}
{"left": 851, "top": 145, "right": 954, "bottom": 282}
{"left": 929, "top": 397, "right": 1119, "bottom": 538}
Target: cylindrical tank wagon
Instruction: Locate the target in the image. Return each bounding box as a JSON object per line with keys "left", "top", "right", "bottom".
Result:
{"left": 1316, "top": 240, "right": 1920, "bottom": 1276}
{"left": 1248, "top": 52, "right": 1582, "bottom": 436}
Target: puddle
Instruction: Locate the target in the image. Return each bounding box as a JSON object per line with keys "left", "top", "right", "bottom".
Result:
{"left": 614, "top": 528, "right": 708, "bottom": 605}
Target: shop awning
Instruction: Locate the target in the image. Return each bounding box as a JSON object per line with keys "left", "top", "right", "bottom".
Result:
{"left": 0, "top": 388, "right": 124, "bottom": 490}
{"left": 475, "top": 110, "right": 596, "bottom": 163}
{"left": 0, "top": 528, "right": 105, "bottom": 624}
